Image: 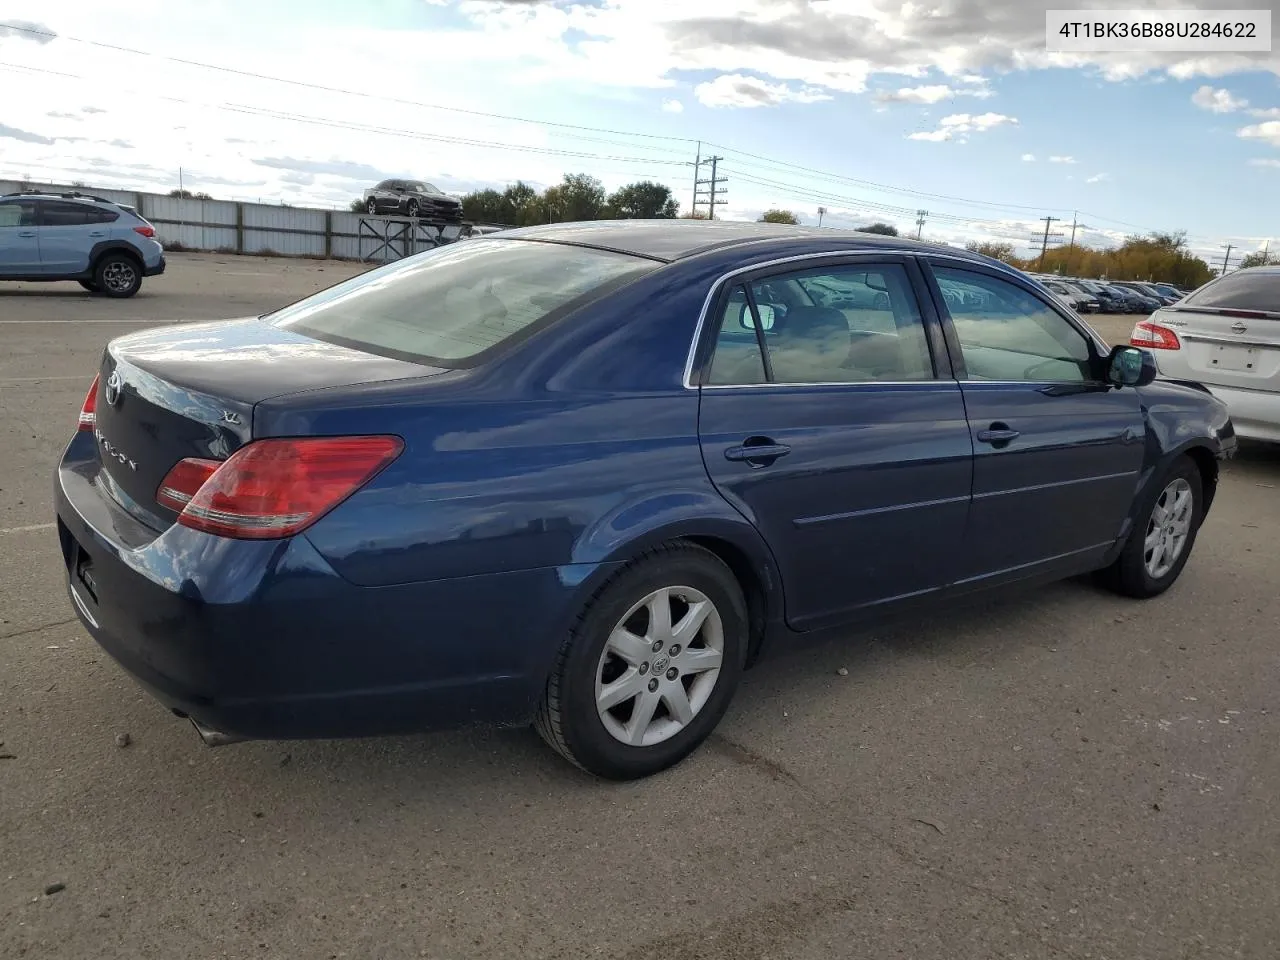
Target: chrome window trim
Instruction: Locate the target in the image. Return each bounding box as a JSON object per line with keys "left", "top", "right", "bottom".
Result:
{"left": 681, "top": 250, "right": 927, "bottom": 390}
{"left": 682, "top": 249, "right": 1111, "bottom": 390}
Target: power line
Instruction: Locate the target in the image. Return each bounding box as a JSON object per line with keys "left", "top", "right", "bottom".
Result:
{"left": 0, "top": 22, "right": 698, "bottom": 145}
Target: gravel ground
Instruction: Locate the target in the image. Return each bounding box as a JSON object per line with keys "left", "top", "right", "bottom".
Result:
{"left": 2, "top": 255, "right": 1278, "bottom": 959}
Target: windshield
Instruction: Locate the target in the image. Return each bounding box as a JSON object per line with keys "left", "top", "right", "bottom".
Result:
{"left": 269, "top": 239, "right": 656, "bottom": 366}
{"left": 1182, "top": 270, "right": 1280, "bottom": 313}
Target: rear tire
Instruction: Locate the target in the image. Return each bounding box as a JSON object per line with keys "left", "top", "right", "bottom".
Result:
{"left": 93, "top": 253, "right": 142, "bottom": 299}
{"left": 1097, "top": 456, "right": 1203, "bottom": 599}
{"left": 534, "top": 543, "right": 748, "bottom": 780}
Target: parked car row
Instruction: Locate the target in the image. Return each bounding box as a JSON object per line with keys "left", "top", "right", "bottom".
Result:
{"left": 1030, "top": 273, "right": 1191, "bottom": 314}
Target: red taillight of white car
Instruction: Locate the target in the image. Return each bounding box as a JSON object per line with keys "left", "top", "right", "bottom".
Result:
{"left": 155, "top": 435, "right": 404, "bottom": 539}
{"left": 78, "top": 374, "right": 101, "bottom": 431}
{"left": 1130, "top": 320, "right": 1182, "bottom": 350}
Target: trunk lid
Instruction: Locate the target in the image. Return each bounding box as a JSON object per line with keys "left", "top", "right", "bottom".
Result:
{"left": 1155, "top": 304, "right": 1280, "bottom": 392}
{"left": 91, "top": 317, "right": 443, "bottom": 527}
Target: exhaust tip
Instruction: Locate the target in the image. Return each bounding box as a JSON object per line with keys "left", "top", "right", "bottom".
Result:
{"left": 190, "top": 717, "right": 249, "bottom": 748}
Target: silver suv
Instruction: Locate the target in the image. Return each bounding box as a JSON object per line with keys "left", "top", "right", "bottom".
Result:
{"left": 0, "top": 192, "right": 166, "bottom": 298}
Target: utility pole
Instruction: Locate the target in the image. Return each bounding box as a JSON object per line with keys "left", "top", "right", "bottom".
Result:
{"left": 689, "top": 141, "right": 701, "bottom": 217}
{"left": 1068, "top": 211, "right": 1086, "bottom": 252}
{"left": 915, "top": 209, "right": 928, "bottom": 239}
{"left": 693, "top": 156, "right": 727, "bottom": 220}
{"left": 1221, "top": 244, "right": 1234, "bottom": 275}
{"left": 817, "top": 206, "right": 827, "bottom": 227}
{"left": 1037, "top": 215, "right": 1061, "bottom": 267}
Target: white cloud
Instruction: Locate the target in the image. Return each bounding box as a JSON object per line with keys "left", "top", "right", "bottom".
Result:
{"left": 1249, "top": 107, "right": 1280, "bottom": 119}
{"left": 1048, "top": 155, "right": 1077, "bottom": 164}
{"left": 1021, "top": 153, "right": 1036, "bottom": 162}
{"left": 873, "top": 82, "right": 991, "bottom": 105}
{"left": 694, "top": 73, "right": 833, "bottom": 109}
{"left": 661, "top": 99, "right": 684, "bottom": 113}
{"left": 1086, "top": 172, "right": 1110, "bottom": 184}
{"left": 1249, "top": 158, "right": 1280, "bottom": 168}
{"left": 1238, "top": 121, "right": 1280, "bottom": 148}
{"left": 1192, "top": 85, "right": 1249, "bottom": 113}
{"left": 908, "top": 112, "right": 1017, "bottom": 142}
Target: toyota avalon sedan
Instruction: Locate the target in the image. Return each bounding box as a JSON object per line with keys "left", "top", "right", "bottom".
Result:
{"left": 56, "top": 221, "right": 1236, "bottom": 780}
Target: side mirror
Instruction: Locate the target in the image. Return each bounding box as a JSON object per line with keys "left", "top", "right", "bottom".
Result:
{"left": 1107, "top": 345, "right": 1157, "bottom": 387}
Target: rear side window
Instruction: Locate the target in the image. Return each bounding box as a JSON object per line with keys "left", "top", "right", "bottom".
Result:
{"left": 40, "top": 201, "right": 118, "bottom": 226}
{"left": 269, "top": 239, "right": 656, "bottom": 366}
{"left": 1182, "top": 271, "right": 1280, "bottom": 313}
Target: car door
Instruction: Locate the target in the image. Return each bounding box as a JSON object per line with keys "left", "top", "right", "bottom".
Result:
{"left": 695, "top": 255, "right": 973, "bottom": 632}
{"left": 923, "top": 260, "right": 1145, "bottom": 589}
{"left": 37, "top": 200, "right": 116, "bottom": 275}
{"left": 0, "top": 199, "right": 40, "bottom": 274}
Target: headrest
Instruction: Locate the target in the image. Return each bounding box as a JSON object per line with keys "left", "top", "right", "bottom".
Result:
{"left": 775, "top": 305, "right": 850, "bottom": 344}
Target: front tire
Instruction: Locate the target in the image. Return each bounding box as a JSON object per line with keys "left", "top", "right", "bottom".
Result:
{"left": 405, "top": 199, "right": 420, "bottom": 219}
{"left": 535, "top": 543, "right": 748, "bottom": 780}
{"left": 93, "top": 253, "right": 142, "bottom": 298}
{"left": 365, "top": 198, "right": 378, "bottom": 215}
{"left": 1098, "top": 456, "right": 1203, "bottom": 598}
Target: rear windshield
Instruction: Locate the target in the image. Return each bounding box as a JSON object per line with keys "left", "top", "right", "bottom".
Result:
{"left": 268, "top": 239, "right": 656, "bottom": 366}
{"left": 1182, "top": 270, "right": 1280, "bottom": 313}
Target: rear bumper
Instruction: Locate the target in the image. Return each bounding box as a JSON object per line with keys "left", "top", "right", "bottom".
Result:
{"left": 1198, "top": 383, "right": 1280, "bottom": 443}
{"left": 144, "top": 255, "right": 166, "bottom": 277}
{"left": 54, "top": 439, "right": 597, "bottom": 741}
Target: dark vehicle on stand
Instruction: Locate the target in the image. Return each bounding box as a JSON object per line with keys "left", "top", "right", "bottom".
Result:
{"left": 363, "top": 179, "right": 463, "bottom": 223}
{"left": 55, "top": 221, "right": 1236, "bottom": 780}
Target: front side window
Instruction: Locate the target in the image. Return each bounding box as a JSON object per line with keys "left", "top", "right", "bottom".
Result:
{"left": 705, "top": 262, "right": 935, "bottom": 385}
{"left": 933, "top": 266, "right": 1094, "bottom": 382}
{"left": 0, "top": 200, "right": 36, "bottom": 227}
{"left": 269, "top": 238, "right": 655, "bottom": 366}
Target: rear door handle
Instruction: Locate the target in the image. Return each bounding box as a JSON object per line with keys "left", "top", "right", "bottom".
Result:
{"left": 725, "top": 438, "right": 792, "bottom": 466}
{"left": 88, "top": 230, "right": 107, "bottom": 237}
{"left": 17, "top": 230, "right": 36, "bottom": 237}
{"left": 976, "top": 426, "right": 1021, "bottom": 444}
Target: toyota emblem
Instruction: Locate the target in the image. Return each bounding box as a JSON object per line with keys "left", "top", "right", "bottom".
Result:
{"left": 103, "top": 370, "right": 123, "bottom": 407}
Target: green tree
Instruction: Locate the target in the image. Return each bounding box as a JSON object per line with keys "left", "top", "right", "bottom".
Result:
{"left": 965, "top": 240, "right": 1017, "bottom": 262}
{"left": 760, "top": 209, "right": 800, "bottom": 225}
{"left": 349, "top": 198, "right": 367, "bottom": 213}
{"left": 857, "top": 222, "right": 899, "bottom": 236}
{"left": 546, "top": 173, "right": 608, "bottom": 222}
{"left": 1240, "top": 249, "right": 1278, "bottom": 269}
{"left": 608, "top": 181, "right": 678, "bottom": 218}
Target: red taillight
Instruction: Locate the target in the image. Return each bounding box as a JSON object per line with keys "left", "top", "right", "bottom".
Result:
{"left": 1130, "top": 320, "right": 1181, "bottom": 350}
{"left": 133, "top": 225, "right": 156, "bottom": 238}
{"left": 78, "top": 374, "right": 100, "bottom": 431}
{"left": 156, "top": 457, "right": 220, "bottom": 512}
{"left": 157, "top": 436, "right": 403, "bottom": 540}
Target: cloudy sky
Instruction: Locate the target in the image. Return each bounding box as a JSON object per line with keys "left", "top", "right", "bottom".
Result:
{"left": 1, "top": 0, "right": 1278, "bottom": 261}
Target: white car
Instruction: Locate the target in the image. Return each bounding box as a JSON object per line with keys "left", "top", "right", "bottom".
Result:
{"left": 1132, "top": 266, "right": 1280, "bottom": 442}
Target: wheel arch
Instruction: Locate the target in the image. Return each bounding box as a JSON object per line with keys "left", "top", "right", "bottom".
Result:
{"left": 570, "top": 503, "right": 785, "bottom": 669}
{"left": 1176, "top": 441, "right": 1220, "bottom": 515}
{"left": 90, "top": 240, "right": 143, "bottom": 272}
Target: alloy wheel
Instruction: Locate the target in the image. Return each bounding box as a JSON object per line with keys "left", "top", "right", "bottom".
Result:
{"left": 594, "top": 586, "right": 724, "bottom": 747}
{"left": 1144, "top": 477, "right": 1193, "bottom": 579}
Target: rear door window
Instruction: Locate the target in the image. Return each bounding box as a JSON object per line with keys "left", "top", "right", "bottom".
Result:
{"left": 1182, "top": 271, "right": 1280, "bottom": 313}
{"left": 269, "top": 239, "right": 656, "bottom": 367}
{"left": 40, "top": 201, "right": 117, "bottom": 226}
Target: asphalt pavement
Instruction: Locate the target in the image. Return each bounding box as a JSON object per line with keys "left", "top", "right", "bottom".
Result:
{"left": 2, "top": 256, "right": 1278, "bottom": 960}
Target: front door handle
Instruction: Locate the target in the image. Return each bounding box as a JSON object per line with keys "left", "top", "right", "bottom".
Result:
{"left": 17, "top": 230, "right": 35, "bottom": 237}
{"left": 725, "top": 437, "right": 792, "bottom": 467}
{"left": 88, "top": 230, "right": 107, "bottom": 237}
{"left": 976, "top": 424, "right": 1021, "bottom": 445}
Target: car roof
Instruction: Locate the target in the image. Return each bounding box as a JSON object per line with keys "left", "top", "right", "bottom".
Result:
{"left": 491, "top": 219, "right": 1007, "bottom": 268}
{"left": 0, "top": 192, "right": 113, "bottom": 204}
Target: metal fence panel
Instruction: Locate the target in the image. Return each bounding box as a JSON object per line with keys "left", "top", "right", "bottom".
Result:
{"left": 242, "top": 229, "right": 325, "bottom": 257}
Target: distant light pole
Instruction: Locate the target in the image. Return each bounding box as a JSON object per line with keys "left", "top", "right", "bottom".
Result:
{"left": 817, "top": 206, "right": 827, "bottom": 228}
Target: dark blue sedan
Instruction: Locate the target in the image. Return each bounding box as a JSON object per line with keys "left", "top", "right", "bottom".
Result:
{"left": 55, "top": 221, "right": 1236, "bottom": 779}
